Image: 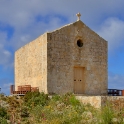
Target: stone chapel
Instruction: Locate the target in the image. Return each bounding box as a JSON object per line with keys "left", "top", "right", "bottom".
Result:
{"left": 15, "top": 13, "right": 108, "bottom": 95}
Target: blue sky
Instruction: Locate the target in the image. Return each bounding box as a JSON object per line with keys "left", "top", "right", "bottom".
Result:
{"left": 0, "top": 0, "right": 124, "bottom": 95}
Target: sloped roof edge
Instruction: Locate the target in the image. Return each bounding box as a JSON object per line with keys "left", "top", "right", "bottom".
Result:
{"left": 47, "top": 20, "right": 85, "bottom": 33}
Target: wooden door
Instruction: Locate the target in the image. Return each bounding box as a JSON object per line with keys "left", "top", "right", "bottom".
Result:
{"left": 74, "top": 67, "right": 85, "bottom": 94}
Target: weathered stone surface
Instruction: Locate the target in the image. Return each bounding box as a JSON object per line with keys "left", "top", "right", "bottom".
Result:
{"left": 76, "top": 96, "right": 124, "bottom": 109}
{"left": 15, "top": 20, "right": 108, "bottom": 95}
{"left": 76, "top": 96, "right": 102, "bottom": 108}
{"left": 15, "top": 33, "right": 47, "bottom": 93}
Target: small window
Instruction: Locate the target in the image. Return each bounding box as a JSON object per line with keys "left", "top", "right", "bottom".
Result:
{"left": 77, "top": 39, "right": 83, "bottom": 47}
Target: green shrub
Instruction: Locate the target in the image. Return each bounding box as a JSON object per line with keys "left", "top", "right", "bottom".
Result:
{"left": 69, "top": 94, "right": 80, "bottom": 106}
{"left": 21, "top": 106, "right": 29, "bottom": 118}
{"left": 30, "top": 93, "right": 84, "bottom": 123}
{"left": 101, "top": 102, "right": 115, "bottom": 124}
{"left": 23, "top": 92, "right": 49, "bottom": 107}
{"left": 0, "top": 107, "right": 7, "bottom": 118}
{"left": 1, "top": 92, "right": 124, "bottom": 123}
{"left": 0, "top": 117, "right": 8, "bottom": 124}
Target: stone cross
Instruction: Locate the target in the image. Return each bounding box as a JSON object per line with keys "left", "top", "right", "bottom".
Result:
{"left": 76, "top": 13, "right": 81, "bottom": 21}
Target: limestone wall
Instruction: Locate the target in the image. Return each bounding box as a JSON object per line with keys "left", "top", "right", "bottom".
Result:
{"left": 15, "top": 20, "right": 107, "bottom": 95}
{"left": 15, "top": 33, "right": 47, "bottom": 93}
{"left": 47, "top": 20, "right": 107, "bottom": 95}
{"left": 76, "top": 96, "right": 102, "bottom": 108}
{"left": 76, "top": 96, "right": 124, "bottom": 109}
{"left": 47, "top": 25, "right": 74, "bottom": 94}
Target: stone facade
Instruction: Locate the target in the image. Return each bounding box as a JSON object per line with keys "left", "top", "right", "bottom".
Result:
{"left": 15, "top": 33, "right": 47, "bottom": 93}
{"left": 15, "top": 20, "right": 108, "bottom": 95}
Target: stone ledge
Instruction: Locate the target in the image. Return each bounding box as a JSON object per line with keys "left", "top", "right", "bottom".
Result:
{"left": 76, "top": 96, "right": 124, "bottom": 109}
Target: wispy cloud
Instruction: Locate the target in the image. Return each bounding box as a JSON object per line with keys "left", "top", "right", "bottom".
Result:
{"left": 97, "top": 18, "right": 124, "bottom": 54}
{"left": 0, "top": 44, "right": 12, "bottom": 66}
{"left": 108, "top": 72, "right": 124, "bottom": 89}
{"left": 0, "top": 78, "right": 13, "bottom": 95}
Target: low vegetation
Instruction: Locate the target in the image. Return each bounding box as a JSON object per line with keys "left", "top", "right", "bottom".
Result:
{"left": 0, "top": 92, "right": 124, "bottom": 124}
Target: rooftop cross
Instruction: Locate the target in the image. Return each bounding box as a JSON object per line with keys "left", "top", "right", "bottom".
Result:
{"left": 76, "top": 13, "right": 81, "bottom": 21}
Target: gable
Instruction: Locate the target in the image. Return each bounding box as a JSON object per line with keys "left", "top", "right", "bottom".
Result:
{"left": 48, "top": 20, "right": 107, "bottom": 44}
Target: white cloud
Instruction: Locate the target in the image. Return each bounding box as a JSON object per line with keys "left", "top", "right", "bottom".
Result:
{"left": 108, "top": 72, "right": 124, "bottom": 90}
{"left": 0, "top": 43, "right": 12, "bottom": 66}
{"left": 0, "top": 78, "right": 13, "bottom": 95}
{"left": 10, "top": 15, "right": 67, "bottom": 50}
{"left": 0, "top": 0, "right": 124, "bottom": 29}
{"left": 1, "top": 83, "right": 13, "bottom": 95}
{"left": 0, "top": 31, "right": 13, "bottom": 68}
{"left": 0, "top": 31, "right": 7, "bottom": 44}
{"left": 3, "top": 83, "right": 13, "bottom": 88}
{"left": 0, "top": 0, "right": 124, "bottom": 51}
{"left": 97, "top": 18, "right": 124, "bottom": 54}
